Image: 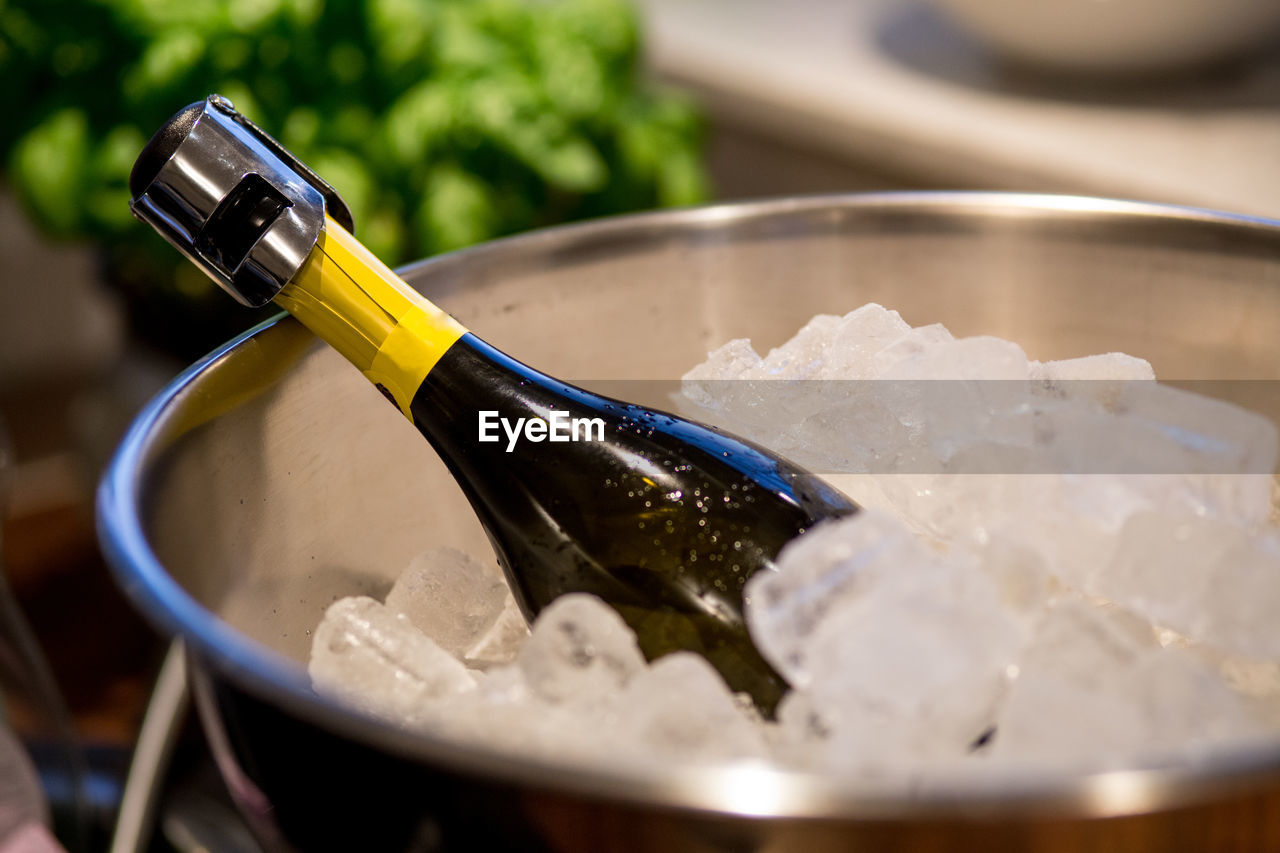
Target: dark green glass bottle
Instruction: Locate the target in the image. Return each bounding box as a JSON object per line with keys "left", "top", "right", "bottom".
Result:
{"left": 411, "top": 333, "right": 856, "bottom": 711}
{"left": 128, "top": 97, "right": 858, "bottom": 713}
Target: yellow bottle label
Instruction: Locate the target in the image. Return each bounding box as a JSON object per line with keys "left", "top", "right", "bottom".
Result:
{"left": 277, "top": 216, "right": 467, "bottom": 419}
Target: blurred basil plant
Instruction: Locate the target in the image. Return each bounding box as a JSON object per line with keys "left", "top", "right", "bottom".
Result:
{"left": 1, "top": 0, "right": 706, "bottom": 356}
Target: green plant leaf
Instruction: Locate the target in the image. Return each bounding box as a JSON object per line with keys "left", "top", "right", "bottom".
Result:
{"left": 11, "top": 108, "right": 90, "bottom": 235}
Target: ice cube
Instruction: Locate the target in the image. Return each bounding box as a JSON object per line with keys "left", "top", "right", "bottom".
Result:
{"left": 770, "top": 385, "right": 923, "bottom": 475}
{"left": 1130, "top": 651, "right": 1271, "bottom": 762}
{"left": 385, "top": 547, "right": 509, "bottom": 657}
{"left": 422, "top": 666, "right": 615, "bottom": 764}
{"left": 1031, "top": 382, "right": 1277, "bottom": 480}
{"left": 463, "top": 595, "right": 531, "bottom": 669}
{"left": 1025, "top": 354, "right": 1155, "bottom": 424}
{"left": 774, "top": 684, "right": 979, "bottom": 780}
{"left": 869, "top": 323, "right": 954, "bottom": 377}
{"left": 516, "top": 593, "right": 647, "bottom": 704}
{"left": 758, "top": 314, "right": 841, "bottom": 379}
{"left": 990, "top": 669, "right": 1141, "bottom": 771}
{"left": 1192, "top": 531, "right": 1280, "bottom": 660}
{"left": 1211, "top": 653, "right": 1280, "bottom": 729}
{"left": 309, "top": 596, "right": 475, "bottom": 725}
{"left": 681, "top": 315, "right": 969, "bottom": 475}
{"left": 680, "top": 339, "right": 804, "bottom": 446}
{"left": 822, "top": 304, "right": 912, "bottom": 379}
{"left": 1091, "top": 512, "right": 1238, "bottom": 638}
{"left": 1025, "top": 382, "right": 1277, "bottom": 530}
{"left": 878, "top": 337, "right": 1033, "bottom": 465}
{"left": 1091, "top": 512, "right": 1280, "bottom": 659}
{"left": 613, "top": 652, "right": 768, "bottom": 766}
{"left": 689, "top": 338, "right": 762, "bottom": 380}
{"left": 748, "top": 511, "right": 1027, "bottom": 750}
{"left": 873, "top": 472, "right": 1046, "bottom": 548}
{"left": 768, "top": 689, "right": 832, "bottom": 772}
{"left": 681, "top": 339, "right": 762, "bottom": 408}
{"left": 805, "top": 566, "right": 1022, "bottom": 747}
{"left": 991, "top": 598, "right": 1265, "bottom": 769}
{"left": 746, "top": 510, "right": 931, "bottom": 688}
{"left": 881, "top": 335, "right": 1029, "bottom": 382}
{"left": 1030, "top": 353, "right": 1155, "bottom": 382}
{"left": 989, "top": 597, "right": 1155, "bottom": 769}
{"left": 1216, "top": 654, "right": 1280, "bottom": 699}
{"left": 978, "top": 536, "right": 1054, "bottom": 619}
{"left": 973, "top": 476, "right": 1129, "bottom": 592}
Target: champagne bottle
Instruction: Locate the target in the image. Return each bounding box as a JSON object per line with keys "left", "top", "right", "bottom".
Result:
{"left": 129, "top": 97, "right": 857, "bottom": 712}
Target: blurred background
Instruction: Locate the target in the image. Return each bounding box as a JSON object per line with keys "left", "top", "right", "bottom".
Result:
{"left": 1, "top": 0, "right": 1278, "bottom": 849}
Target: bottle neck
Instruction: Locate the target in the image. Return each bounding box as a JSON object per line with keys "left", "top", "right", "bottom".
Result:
{"left": 274, "top": 216, "right": 467, "bottom": 418}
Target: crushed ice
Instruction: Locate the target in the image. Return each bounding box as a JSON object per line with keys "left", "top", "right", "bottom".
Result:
{"left": 310, "top": 303, "right": 1280, "bottom": 781}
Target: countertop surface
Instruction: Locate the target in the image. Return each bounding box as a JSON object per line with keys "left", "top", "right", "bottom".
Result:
{"left": 640, "top": 0, "right": 1280, "bottom": 218}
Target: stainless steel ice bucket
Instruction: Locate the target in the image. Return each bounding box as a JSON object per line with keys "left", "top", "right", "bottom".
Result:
{"left": 98, "top": 194, "right": 1280, "bottom": 851}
